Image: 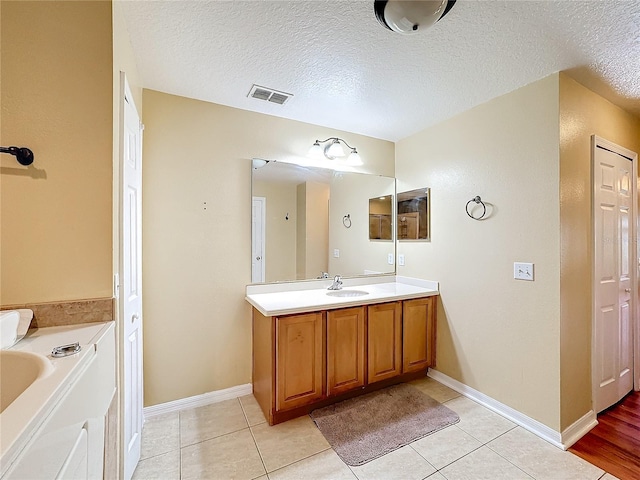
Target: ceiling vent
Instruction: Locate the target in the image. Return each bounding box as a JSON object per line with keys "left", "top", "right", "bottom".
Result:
{"left": 248, "top": 84, "right": 292, "bottom": 105}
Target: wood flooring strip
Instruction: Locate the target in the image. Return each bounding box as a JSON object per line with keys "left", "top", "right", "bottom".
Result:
{"left": 569, "top": 391, "right": 640, "bottom": 480}
{"left": 570, "top": 435, "right": 640, "bottom": 480}
{"left": 594, "top": 417, "right": 640, "bottom": 451}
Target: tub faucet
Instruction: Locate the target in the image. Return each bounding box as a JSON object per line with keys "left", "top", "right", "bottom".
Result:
{"left": 327, "top": 275, "right": 343, "bottom": 290}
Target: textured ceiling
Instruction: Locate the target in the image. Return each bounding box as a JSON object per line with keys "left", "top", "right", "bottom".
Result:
{"left": 121, "top": 0, "right": 640, "bottom": 142}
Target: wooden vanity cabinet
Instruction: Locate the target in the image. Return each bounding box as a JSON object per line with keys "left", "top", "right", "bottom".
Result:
{"left": 253, "top": 309, "right": 325, "bottom": 425}
{"left": 402, "top": 297, "right": 436, "bottom": 372}
{"left": 252, "top": 295, "right": 437, "bottom": 425}
{"left": 327, "top": 306, "right": 366, "bottom": 396}
{"left": 276, "top": 312, "right": 325, "bottom": 411}
{"left": 367, "top": 302, "right": 403, "bottom": 384}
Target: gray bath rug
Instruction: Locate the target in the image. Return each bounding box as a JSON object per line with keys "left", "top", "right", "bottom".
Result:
{"left": 309, "top": 383, "right": 459, "bottom": 466}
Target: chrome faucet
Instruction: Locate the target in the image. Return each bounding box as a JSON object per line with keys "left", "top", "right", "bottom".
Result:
{"left": 317, "top": 272, "right": 329, "bottom": 279}
{"left": 327, "top": 275, "right": 343, "bottom": 290}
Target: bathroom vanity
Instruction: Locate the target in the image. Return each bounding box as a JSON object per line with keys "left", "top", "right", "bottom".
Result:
{"left": 246, "top": 277, "right": 438, "bottom": 425}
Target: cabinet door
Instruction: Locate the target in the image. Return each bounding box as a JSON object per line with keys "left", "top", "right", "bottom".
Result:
{"left": 368, "top": 302, "right": 402, "bottom": 384}
{"left": 276, "top": 312, "right": 324, "bottom": 411}
{"left": 402, "top": 297, "right": 436, "bottom": 373}
{"left": 327, "top": 307, "right": 366, "bottom": 395}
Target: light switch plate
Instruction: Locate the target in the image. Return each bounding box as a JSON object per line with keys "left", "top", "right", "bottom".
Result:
{"left": 514, "top": 262, "right": 534, "bottom": 281}
{"left": 333, "top": 249, "right": 340, "bottom": 258}
{"left": 387, "top": 253, "right": 394, "bottom": 265}
{"left": 398, "top": 254, "right": 405, "bottom": 266}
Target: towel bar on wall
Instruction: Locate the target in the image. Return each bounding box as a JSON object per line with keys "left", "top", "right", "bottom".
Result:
{"left": 1, "top": 146, "right": 34, "bottom": 166}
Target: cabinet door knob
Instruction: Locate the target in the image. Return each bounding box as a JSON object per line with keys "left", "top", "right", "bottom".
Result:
{"left": 625, "top": 288, "right": 631, "bottom": 293}
{"left": 256, "top": 256, "right": 261, "bottom": 261}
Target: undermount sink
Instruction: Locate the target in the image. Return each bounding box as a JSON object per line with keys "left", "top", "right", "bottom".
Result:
{"left": 326, "top": 289, "right": 369, "bottom": 298}
{"left": 0, "top": 350, "right": 53, "bottom": 413}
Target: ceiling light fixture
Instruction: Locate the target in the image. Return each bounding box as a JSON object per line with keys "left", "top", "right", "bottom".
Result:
{"left": 308, "top": 137, "right": 362, "bottom": 166}
{"left": 374, "top": 0, "right": 456, "bottom": 34}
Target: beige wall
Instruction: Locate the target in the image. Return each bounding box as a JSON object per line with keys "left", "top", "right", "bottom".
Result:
{"left": 558, "top": 73, "right": 640, "bottom": 430}
{"left": 396, "top": 75, "right": 562, "bottom": 429}
{"left": 296, "top": 183, "right": 307, "bottom": 279}
{"left": 252, "top": 180, "right": 297, "bottom": 282}
{"left": 1, "top": 1, "right": 113, "bottom": 305}
{"left": 142, "top": 89, "right": 394, "bottom": 405}
{"left": 302, "top": 181, "right": 330, "bottom": 278}
{"left": 295, "top": 181, "right": 332, "bottom": 280}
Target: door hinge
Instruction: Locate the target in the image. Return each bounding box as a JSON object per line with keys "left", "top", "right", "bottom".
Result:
{"left": 113, "top": 273, "right": 120, "bottom": 299}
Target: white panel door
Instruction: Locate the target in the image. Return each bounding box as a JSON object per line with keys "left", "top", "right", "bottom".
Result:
{"left": 593, "top": 138, "right": 635, "bottom": 413}
{"left": 120, "top": 75, "right": 143, "bottom": 480}
{"left": 252, "top": 197, "right": 265, "bottom": 283}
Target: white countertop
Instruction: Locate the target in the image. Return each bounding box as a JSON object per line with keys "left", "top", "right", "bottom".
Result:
{"left": 246, "top": 276, "right": 439, "bottom": 316}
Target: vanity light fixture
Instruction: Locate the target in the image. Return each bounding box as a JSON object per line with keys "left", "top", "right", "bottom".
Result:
{"left": 308, "top": 137, "right": 363, "bottom": 166}
{"left": 252, "top": 158, "right": 270, "bottom": 169}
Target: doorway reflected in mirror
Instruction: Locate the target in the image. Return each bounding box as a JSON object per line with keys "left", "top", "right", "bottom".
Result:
{"left": 397, "top": 188, "right": 430, "bottom": 241}
{"left": 369, "top": 196, "right": 393, "bottom": 240}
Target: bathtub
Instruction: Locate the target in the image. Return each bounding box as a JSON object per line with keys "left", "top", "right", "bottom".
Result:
{"left": 0, "top": 322, "right": 115, "bottom": 479}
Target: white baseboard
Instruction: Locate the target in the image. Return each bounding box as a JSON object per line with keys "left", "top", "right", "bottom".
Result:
{"left": 428, "top": 369, "right": 596, "bottom": 450}
{"left": 143, "top": 383, "right": 252, "bottom": 419}
{"left": 561, "top": 410, "right": 598, "bottom": 449}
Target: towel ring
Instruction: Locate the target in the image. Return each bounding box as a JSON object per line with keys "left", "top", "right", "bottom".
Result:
{"left": 343, "top": 214, "right": 352, "bottom": 228}
{"left": 466, "top": 196, "right": 487, "bottom": 220}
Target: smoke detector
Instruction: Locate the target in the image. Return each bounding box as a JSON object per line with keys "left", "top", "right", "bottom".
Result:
{"left": 248, "top": 85, "right": 293, "bottom": 105}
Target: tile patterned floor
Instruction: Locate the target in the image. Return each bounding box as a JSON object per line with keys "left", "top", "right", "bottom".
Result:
{"left": 133, "top": 378, "right": 617, "bottom": 480}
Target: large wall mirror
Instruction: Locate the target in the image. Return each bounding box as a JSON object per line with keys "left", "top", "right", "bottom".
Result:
{"left": 397, "top": 187, "right": 430, "bottom": 241}
{"left": 251, "top": 160, "right": 396, "bottom": 283}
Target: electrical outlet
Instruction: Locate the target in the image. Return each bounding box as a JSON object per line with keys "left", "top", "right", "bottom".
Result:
{"left": 398, "top": 254, "right": 405, "bottom": 266}
{"left": 333, "top": 249, "right": 340, "bottom": 258}
{"left": 514, "top": 262, "right": 534, "bottom": 281}
{"left": 387, "top": 253, "right": 394, "bottom": 265}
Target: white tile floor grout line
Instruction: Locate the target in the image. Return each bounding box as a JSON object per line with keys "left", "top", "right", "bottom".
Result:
{"left": 246, "top": 425, "right": 268, "bottom": 477}
{"left": 133, "top": 379, "right": 616, "bottom": 480}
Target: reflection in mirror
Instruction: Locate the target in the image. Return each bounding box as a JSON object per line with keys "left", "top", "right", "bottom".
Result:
{"left": 369, "top": 196, "right": 393, "bottom": 240}
{"left": 397, "top": 188, "right": 430, "bottom": 241}
{"left": 251, "top": 160, "right": 396, "bottom": 283}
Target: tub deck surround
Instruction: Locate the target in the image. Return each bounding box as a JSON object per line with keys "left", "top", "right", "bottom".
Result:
{"left": 0, "top": 297, "right": 114, "bottom": 328}
{"left": 246, "top": 275, "right": 439, "bottom": 316}
{"left": 0, "top": 322, "right": 115, "bottom": 477}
